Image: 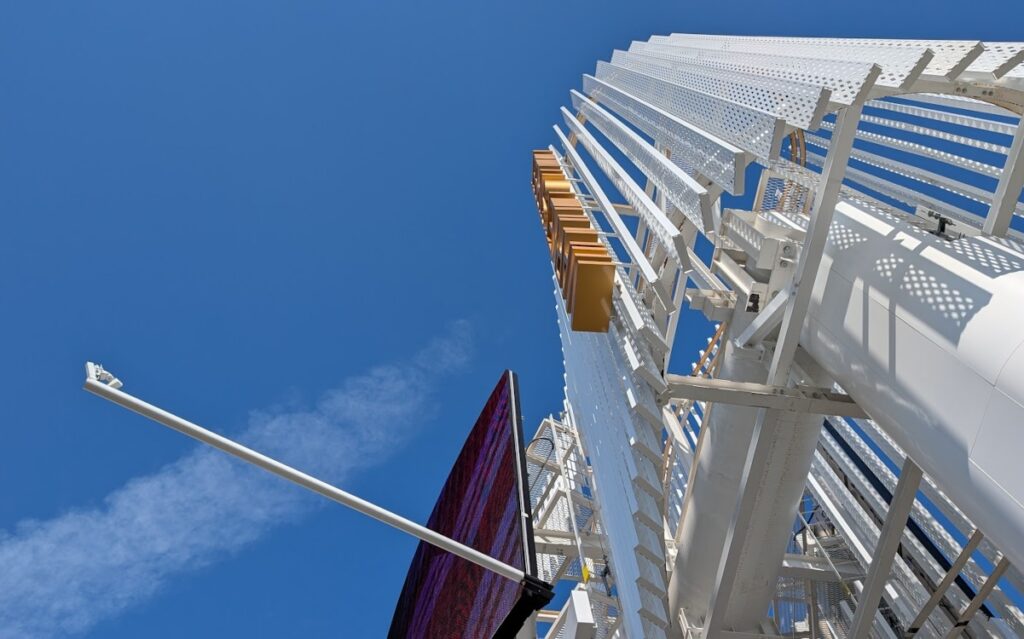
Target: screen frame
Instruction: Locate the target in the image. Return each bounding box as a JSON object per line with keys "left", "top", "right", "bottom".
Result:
{"left": 506, "top": 370, "right": 538, "bottom": 578}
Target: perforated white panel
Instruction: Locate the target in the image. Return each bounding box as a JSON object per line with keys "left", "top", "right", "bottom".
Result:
{"left": 560, "top": 108, "right": 686, "bottom": 268}
{"left": 965, "top": 41, "right": 1024, "bottom": 78}
{"left": 826, "top": 122, "right": 1003, "bottom": 178}
{"left": 807, "top": 132, "right": 1024, "bottom": 217}
{"left": 805, "top": 146, "right": 985, "bottom": 229}
{"left": 869, "top": 98, "right": 1017, "bottom": 136}
{"left": 582, "top": 75, "right": 746, "bottom": 195}
{"left": 609, "top": 50, "right": 829, "bottom": 129}
{"left": 628, "top": 40, "right": 876, "bottom": 105}
{"left": 595, "top": 61, "right": 782, "bottom": 161}
{"left": 858, "top": 112, "right": 1011, "bottom": 154}
{"left": 652, "top": 33, "right": 931, "bottom": 89}
{"left": 911, "top": 93, "right": 1020, "bottom": 118}
{"left": 571, "top": 91, "right": 710, "bottom": 234}
{"left": 555, "top": 285, "right": 669, "bottom": 639}
{"left": 662, "top": 34, "right": 988, "bottom": 81}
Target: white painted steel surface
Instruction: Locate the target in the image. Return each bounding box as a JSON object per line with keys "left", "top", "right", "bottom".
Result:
{"left": 627, "top": 41, "right": 877, "bottom": 106}
{"left": 556, "top": 286, "right": 670, "bottom": 639}
{"left": 570, "top": 91, "right": 712, "bottom": 233}
{"left": 595, "top": 61, "right": 784, "bottom": 161}
{"left": 801, "top": 198, "right": 1024, "bottom": 572}
{"left": 609, "top": 49, "right": 831, "bottom": 129}
{"left": 546, "top": 33, "right": 1024, "bottom": 637}
{"left": 581, "top": 75, "right": 747, "bottom": 195}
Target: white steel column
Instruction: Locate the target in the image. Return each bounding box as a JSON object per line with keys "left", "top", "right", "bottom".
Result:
{"left": 768, "top": 66, "right": 877, "bottom": 379}
{"left": 847, "top": 460, "right": 924, "bottom": 639}
{"left": 983, "top": 119, "right": 1024, "bottom": 237}
{"left": 701, "top": 69, "right": 878, "bottom": 639}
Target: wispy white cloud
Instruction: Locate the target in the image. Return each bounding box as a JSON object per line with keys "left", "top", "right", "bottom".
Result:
{"left": 0, "top": 322, "right": 473, "bottom": 638}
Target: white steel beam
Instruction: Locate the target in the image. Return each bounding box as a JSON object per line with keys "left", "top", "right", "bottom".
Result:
{"left": 847, "top": 460, "right": 924, "bottom": 639}
{"left": 734, "top": 287, "right": 790, "bottom": 347}
{"left": 942, "top": 556, "right": 1012, "bottom": 638}
{"left": 662, "top": 374, "right": 866, "bottom": 417}
{"left": 570, "top": 90, "right": 713, "bottom": 233}
{"left": 582, "top": 74, "right": 748, "bottom": 195}
{"left": 904, "top": 528, "right": 985, "bottom": 637}
{"left": 768, "top": 66, "right": 878, "bottom": 379}
{"left": 82, "top": 364, "right": 527, "bottom": 583}
{"left": 984, "top": 120, "right": 1024, "bottom": 237}
{"left": 560, "top": 108, "right": 689, "bottom": 266}
{"left": 551, "top": 128, "right": 671, "bottom": 307}
{"left": 701, "top": 66, "right": 879, "bottom": 639}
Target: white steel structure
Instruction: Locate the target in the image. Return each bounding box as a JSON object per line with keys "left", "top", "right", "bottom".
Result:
{"left": 533, "top": 34, "right": 1024, "bottom": 639}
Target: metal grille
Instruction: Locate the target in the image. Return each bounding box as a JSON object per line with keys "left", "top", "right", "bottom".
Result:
{"left": 759, "top": 174, "right": 813, "bottom": 217}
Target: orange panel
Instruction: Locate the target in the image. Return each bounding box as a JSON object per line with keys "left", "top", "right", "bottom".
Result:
{"left": 566, "top": 253, "right": 612, "bottom": 311}
{"left": 550, "top": 213, "right": 590, "bottom": 243}
{"left": 547, "top": 193, "right": 582, "bottom": 209}
{"left": 564, "top": 244, "right": 611, "bottom": 302}
{"left": 559, "top": 241, "right": 606, "bottom": 290}
{"left": 569, "top": 260, "right": 615, "bottom": 333}
{"left": 555, "top": 227, "right": 600, "bottom": 263}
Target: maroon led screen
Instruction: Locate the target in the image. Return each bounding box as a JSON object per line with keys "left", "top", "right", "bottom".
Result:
{"left": 388, "top": 371, "right": 536, "bottom": 639}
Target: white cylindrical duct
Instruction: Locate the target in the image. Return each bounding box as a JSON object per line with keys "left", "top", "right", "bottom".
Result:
{"left": 670, "top": 199, "right": 1024, "bottom": 632}
{"left": 801, "top": 200, "right": 1024, "bottom": 573}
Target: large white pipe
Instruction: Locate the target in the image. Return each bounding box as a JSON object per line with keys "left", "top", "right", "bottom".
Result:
{"left": 670, "top": 201, "right": 1024, "bottom": 630}
{"left": 802, "top": 201, "right": 1024, "bottom": 572}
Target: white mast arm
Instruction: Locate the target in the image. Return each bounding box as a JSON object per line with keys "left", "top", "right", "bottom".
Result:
{"left": 82, "top": 362, "right": 526, "bottom": 583}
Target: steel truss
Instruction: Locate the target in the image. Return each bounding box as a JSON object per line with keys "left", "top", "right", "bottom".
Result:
{"left": 539, "top": 33, "right": 1024, "bottom": 639}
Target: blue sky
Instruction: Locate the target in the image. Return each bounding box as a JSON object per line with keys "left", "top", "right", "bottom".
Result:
{"left": 1, "top": 1, "right": 1021, "bottom": 636}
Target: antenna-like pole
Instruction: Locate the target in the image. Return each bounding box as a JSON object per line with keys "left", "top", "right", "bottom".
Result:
{"left": 82, "top": 362, "right": 526, "bottom": 583}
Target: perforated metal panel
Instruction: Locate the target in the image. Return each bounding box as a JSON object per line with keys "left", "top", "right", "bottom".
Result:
{"left": 628, "top": 40, "right": 877, "bottom": 106}
{"left": 964, "top": 41, "right": 1024, "bottom": 78}
{"left": 829, "top": 122, "right": 1003, "bottom": 178}
{"left": 855, "top": 112, "right": 1011, "bottom": 154}
{"left": 560, "top": 107, "right": 686, "bottom": 268}
{"left": 555, "top": 286, "right": 670, "bottom": 639}
{"left": 869, "top": 98, "right": 1017, "bottom": 135}
{"left": 610, "top": 49, "right": 829, "bottom": 129}
{"left": 806, "top": 132, "right": 1024, "bottom": 218}
{"left": 652, "top": 33, "right": 932, "bottom": 89}
{"left": 660, "top": 34, "right": 988, "bottom": 81}
{"left": 595, "top": 60, "right": 783, "bottom": 161}
{"left": 570, "top": 91, "right": 711, "bottom": 234}
{"left": 582, "top": 75, "right": 746, "bottom": 194}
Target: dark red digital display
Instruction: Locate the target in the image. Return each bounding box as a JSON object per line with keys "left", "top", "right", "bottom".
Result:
{"left": 388, "top": 371, "right": 535, "bottom": 639}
